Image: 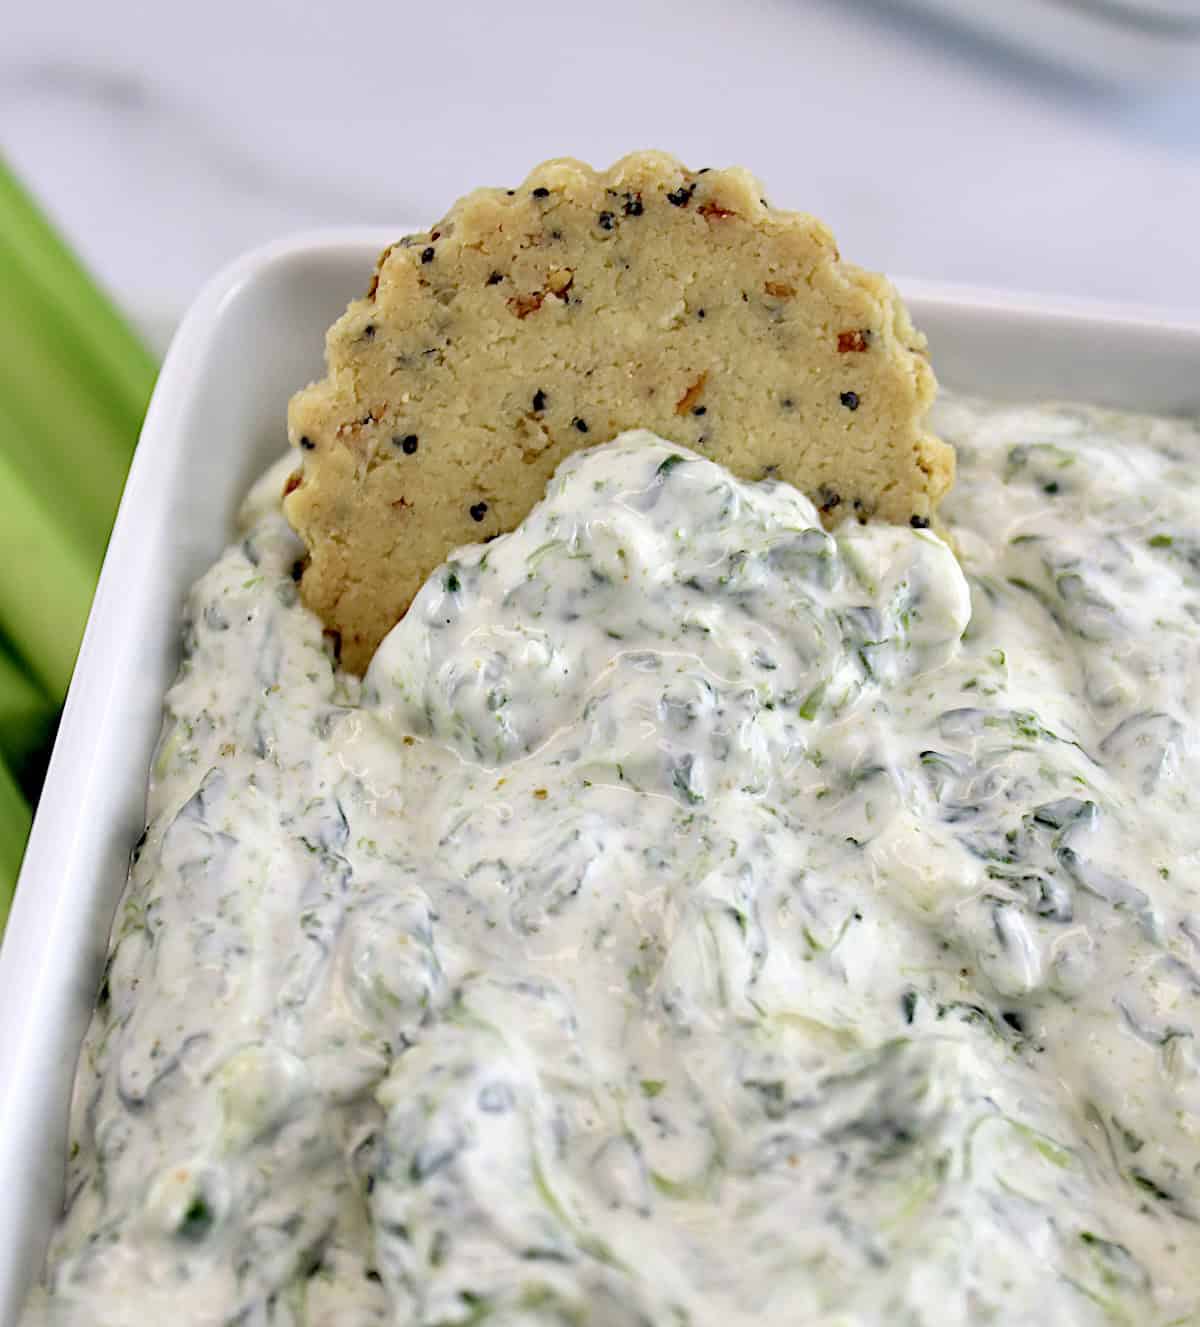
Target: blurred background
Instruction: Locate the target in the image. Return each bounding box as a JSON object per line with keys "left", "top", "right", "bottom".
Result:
{"left": 2, "top": 0, "right": 1200, "bottom": 922}
{"left": 8, "top": 0, "right": 1200, "bottom": 341}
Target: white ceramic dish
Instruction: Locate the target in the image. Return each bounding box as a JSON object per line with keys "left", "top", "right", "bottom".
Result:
{"left": 1, "top": 230, "right": 1198, "bottom": 1323}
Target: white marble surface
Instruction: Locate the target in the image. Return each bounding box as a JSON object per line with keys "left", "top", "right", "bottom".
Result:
{"left": 4, "top": 0, "right": 1200, "bottom": 337}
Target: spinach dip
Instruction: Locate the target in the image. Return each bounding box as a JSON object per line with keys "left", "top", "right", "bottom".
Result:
{"left": 24, "top": 395, "right": 1200, "bottom": 1326}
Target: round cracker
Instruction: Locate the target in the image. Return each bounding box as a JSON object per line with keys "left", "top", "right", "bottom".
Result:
{"left": 286, "top": 151, "right": 952, "bottom": 672}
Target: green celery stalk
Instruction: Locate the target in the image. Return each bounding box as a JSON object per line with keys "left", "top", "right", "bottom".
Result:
{"left": 0, "top": 158, "right": 157, "bottom": 703}
{"left": 0, "top": 442, "right": 98, "bottom": 701}
{"left": 0, "top": 752, "right": 32, "bottom": 929}
{"left": 0, "top": 162, "right": 156, "bottom": 427}
{"left": 0, "top": 162, "right": 153, "bottom": 564}
{"left": 0, "top": 160, "right": 159, "bottom": 936}
{"left": 0, "top": 636, "right": 55, "bottom": 774}
{"left": 0, "top": 252, "right": 137, "bottom": 563}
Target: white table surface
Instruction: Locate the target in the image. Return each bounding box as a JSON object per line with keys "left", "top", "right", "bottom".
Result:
{"left": 4, "top": 0, "right": 1200, "bottom": 338}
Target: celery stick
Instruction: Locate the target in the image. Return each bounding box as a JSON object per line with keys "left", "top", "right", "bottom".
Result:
{"left": 0, "top": 752, "right": 32, "bottom": 929}
{"left": 0, "top": 637, "right": 55, "bottom": 773}
{"left": 0, "top": 158, "right": 158, "bottom": 707}
{"left": 0, "top": 160, "right": 156, "bottom": 564}
{"left": 0, "top": 161, "right": 156, "bottom": 425}
{"left": 0, "top": 161, "right": 159, "bottom": 932}
{"left": 0, "top": 251, "right": 137, "bottom": 562}
{"left": 0, "top": 444, "right": 97, "bottom": 701}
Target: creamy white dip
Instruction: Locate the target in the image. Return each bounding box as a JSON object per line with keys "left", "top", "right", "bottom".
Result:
{"left": 23, "top": 396, "right": 1200, "bottom": 1326}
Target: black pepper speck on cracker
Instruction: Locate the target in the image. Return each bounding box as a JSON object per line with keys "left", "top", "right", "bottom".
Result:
{"left": 286, "top": 150, "right": 954, "bottom": 673}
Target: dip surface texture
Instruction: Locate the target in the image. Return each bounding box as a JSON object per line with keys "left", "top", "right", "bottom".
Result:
{"left": 26, "top": 400, "right": 1200, "bottom": 1326}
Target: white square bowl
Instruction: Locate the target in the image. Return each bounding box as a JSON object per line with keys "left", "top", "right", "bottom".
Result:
{"left": 1, "top": 230, "right": 1198, "bottom": 1321}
